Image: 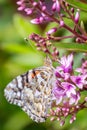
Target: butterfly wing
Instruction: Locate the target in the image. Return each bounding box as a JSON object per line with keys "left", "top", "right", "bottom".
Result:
{"left": 4, "top": 66, "right": 54, "bottom": 122}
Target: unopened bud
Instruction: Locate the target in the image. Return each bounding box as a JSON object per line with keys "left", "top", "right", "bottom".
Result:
{"left": 52, "top": 0, "right": 61, "bottom": 13}
{"left": 56, "top": 0, "right": 61, "bottom": 13}
{"left": 50, "top": 117, "right": 55, "bottom": 121}
{"left": 18, "top": 6, "right": 25, "bottom": 11}
{"left": 60, "top": 20, "right": 64, "bottom": 27}
{"left": 24, "top": 8, "right": 32, "bottom": 15}
{"left": 42, "top": 5, "right": 46, "bottom": 11}
{"left": 60, "top": 120, "right": 65, "bottom": 126}
{"left": 31, "top": 18, "right": 40, "bottom": 24}
{"left": 74, "top": 10, "right": 80, "bottom": 24}
{"left": 47, "top": 27, "right": 57, "bottom": 35}
{"left": 16, "top": 1, "right": 22, "bottom": 5}
{"left": 76, "top": 37, "right": 81, "bottom": 43}
{"left": 33, "top": 2, "right": 38, "bottom": 7}
{"left": 71, "top": 8, "right": 74, "bottom": 13}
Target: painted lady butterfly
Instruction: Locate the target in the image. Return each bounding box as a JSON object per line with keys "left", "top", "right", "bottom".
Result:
{"left": 4, "top": 57, "right": 55, "bottom": 122}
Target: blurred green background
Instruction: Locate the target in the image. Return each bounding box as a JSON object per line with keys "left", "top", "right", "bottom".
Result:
{"left": 0, "top": 0, "right": 87, "bottom": 130}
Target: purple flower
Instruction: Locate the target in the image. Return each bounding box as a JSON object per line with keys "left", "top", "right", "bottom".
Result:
{"left": 16, "top": 0, "right": 87, "bottom": 125}
{"left": 55, "top": 68, "right": 70, "bottom": 80}
{"left": 71, "top": 75, "right": 87, "bottom": 89}
{"left": 69, "top": 92, "right": 80, "bottom": 105}
{"left": 76, "top": 60, "right": 87, "bottom": 74}
{"left": 61, "top": 82, "right": 76, "bottom": 98}
{"left": 52, "top": 82, "right": 64, "bottom": 104}
{"left": 58, "top": 54, "right": 73, "bottom": 73}
{"left": 52, "top": 81, "right": 77, "bottom": 105}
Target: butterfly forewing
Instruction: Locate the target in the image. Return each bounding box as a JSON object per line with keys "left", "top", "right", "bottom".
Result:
{"left": 4, "top": 65, "right": 55, "bottom": 122}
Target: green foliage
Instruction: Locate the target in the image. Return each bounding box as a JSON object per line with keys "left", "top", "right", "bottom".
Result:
{"left": 54, "top": 42, "right": 87, "bottom": 53}
{"left": 0, "top": 1, "right": 87, "bottom": 130}
{"left": 66, "top": 0, "right": 87, "bottom": 12}
{"left": 13, "top": 14, "right": 42, "bottom": 38}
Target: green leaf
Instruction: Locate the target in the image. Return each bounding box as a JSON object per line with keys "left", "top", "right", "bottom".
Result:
{"left": 1, "top": 42, "right": 44, "bottom": 67}
{"left": 66, "top": 0, "right": 87, "bottom": 12}
{"left": 11, "top": 54, "right": 43, "bottom": 67}
{"left": 13, "top": 14, "right": 42, "bottom": 38}
{"left": 54, "top": 42, "right": 87, "bottom": 52}
{"left": 4, "top": 111, "right": 32, "bottom": 130}
{"left": 1, "top": 43, "right": 32, "bottom": 54}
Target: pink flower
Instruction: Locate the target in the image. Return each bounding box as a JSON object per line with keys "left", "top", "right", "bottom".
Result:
{"left": 52, "top": 82, "right": 64, "bottom": 104}
{"left": 52, "top": 81, "right": 77, "bottom": 105}
{"left": 57, "top": 54, "right": 73, "bottom": 73}
{"left": 69, "top": 92, "right": 80, "bottom": 105}
{"left": 61, "top": 82, "right": 76, "bottom": 98}
{"left": 71, "top": 75, "right": 87, "bottom": 89}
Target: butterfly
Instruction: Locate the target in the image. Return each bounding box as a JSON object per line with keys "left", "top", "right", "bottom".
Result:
{"left": 4, "top": 57, "right": 55, "bottom": 122}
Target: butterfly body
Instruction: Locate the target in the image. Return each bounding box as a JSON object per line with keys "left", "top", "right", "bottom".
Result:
{"left": 4, "top": 57, "right": 55, "bottom": 122}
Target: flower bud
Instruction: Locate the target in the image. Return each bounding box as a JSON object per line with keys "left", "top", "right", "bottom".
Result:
{"left": 50, "top": 117, "right": 55, "bottom": 121}
{"left": 52, "top": 3, "right": 56, "bottom": 11}
{"left": 42, "top": 6, "right": 46, "bottom": 11}
{"left": 74, "top": 10, "right": 80, "bottom": 24}
{"left": 18, "top": 6, "right": 25, "bottom": 11}
{"left": 60, "top": 20, "right": 64, "bottom": 27}
{"left": 52, "top": 0, "right": 61, "bottom": 13}
{"left": 47, "top": 27, "right": 57, "bottom": 35}
{"left": 30, "top": 18, "right": 40, "bottom": 24}
{"left": 24, "top": 8, "right": 32, "bottom": 15}
{"left": 60, "top": 120, "right": 65, "bottom": 126}
{"left": 71, "top": 8, "right": 74, "bottom": 13}
{"left": 16, "top": 1, "right": 22, "bottom": 5}
{"left": 33, "top": 2, "right": 38, "bottom": 7}
{"left": 39, "top": 17, "right": 44, "bottom": 23}
{"left": 56, "top": 0, "right": 61, "bottom": 13}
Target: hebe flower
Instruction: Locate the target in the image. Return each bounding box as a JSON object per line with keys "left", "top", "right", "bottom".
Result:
{"left": 58, "top": 54, "right": 73, "bottom": 73}
{"left": 17, "top": 0, "right": 87, "bottom": 43}
{"left": 52, "top": 54, "right": 80, "bottom": 105}
{"left": 16, "top": 0, "right": 87, "bottom": 126}
{"left": 49, "top": 53, "right": 87, "bottom": 125}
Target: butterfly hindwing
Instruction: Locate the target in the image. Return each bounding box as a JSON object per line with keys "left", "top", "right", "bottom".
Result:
{"left": 4, "top": 66, "right": 54, "bottom": 122}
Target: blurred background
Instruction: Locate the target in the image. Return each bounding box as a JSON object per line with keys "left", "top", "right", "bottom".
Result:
{"left": 0, "top": 0, "right": 87, "bottom": 130}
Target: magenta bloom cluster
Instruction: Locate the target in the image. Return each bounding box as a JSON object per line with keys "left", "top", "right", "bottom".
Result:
{"left": 17, "top": 0, "right": 61, "bottom": 24}
{"left": 17, "top": 0, "right": 87, "bottom": 44}
{"left": 53, "top": 54, "right": 87, "bottom": 105}
{"left": 16, "top": 0, "right": 87, "bottom": 126}
{"left": 49, "top": 54, "right": 87, "bottom": 125}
